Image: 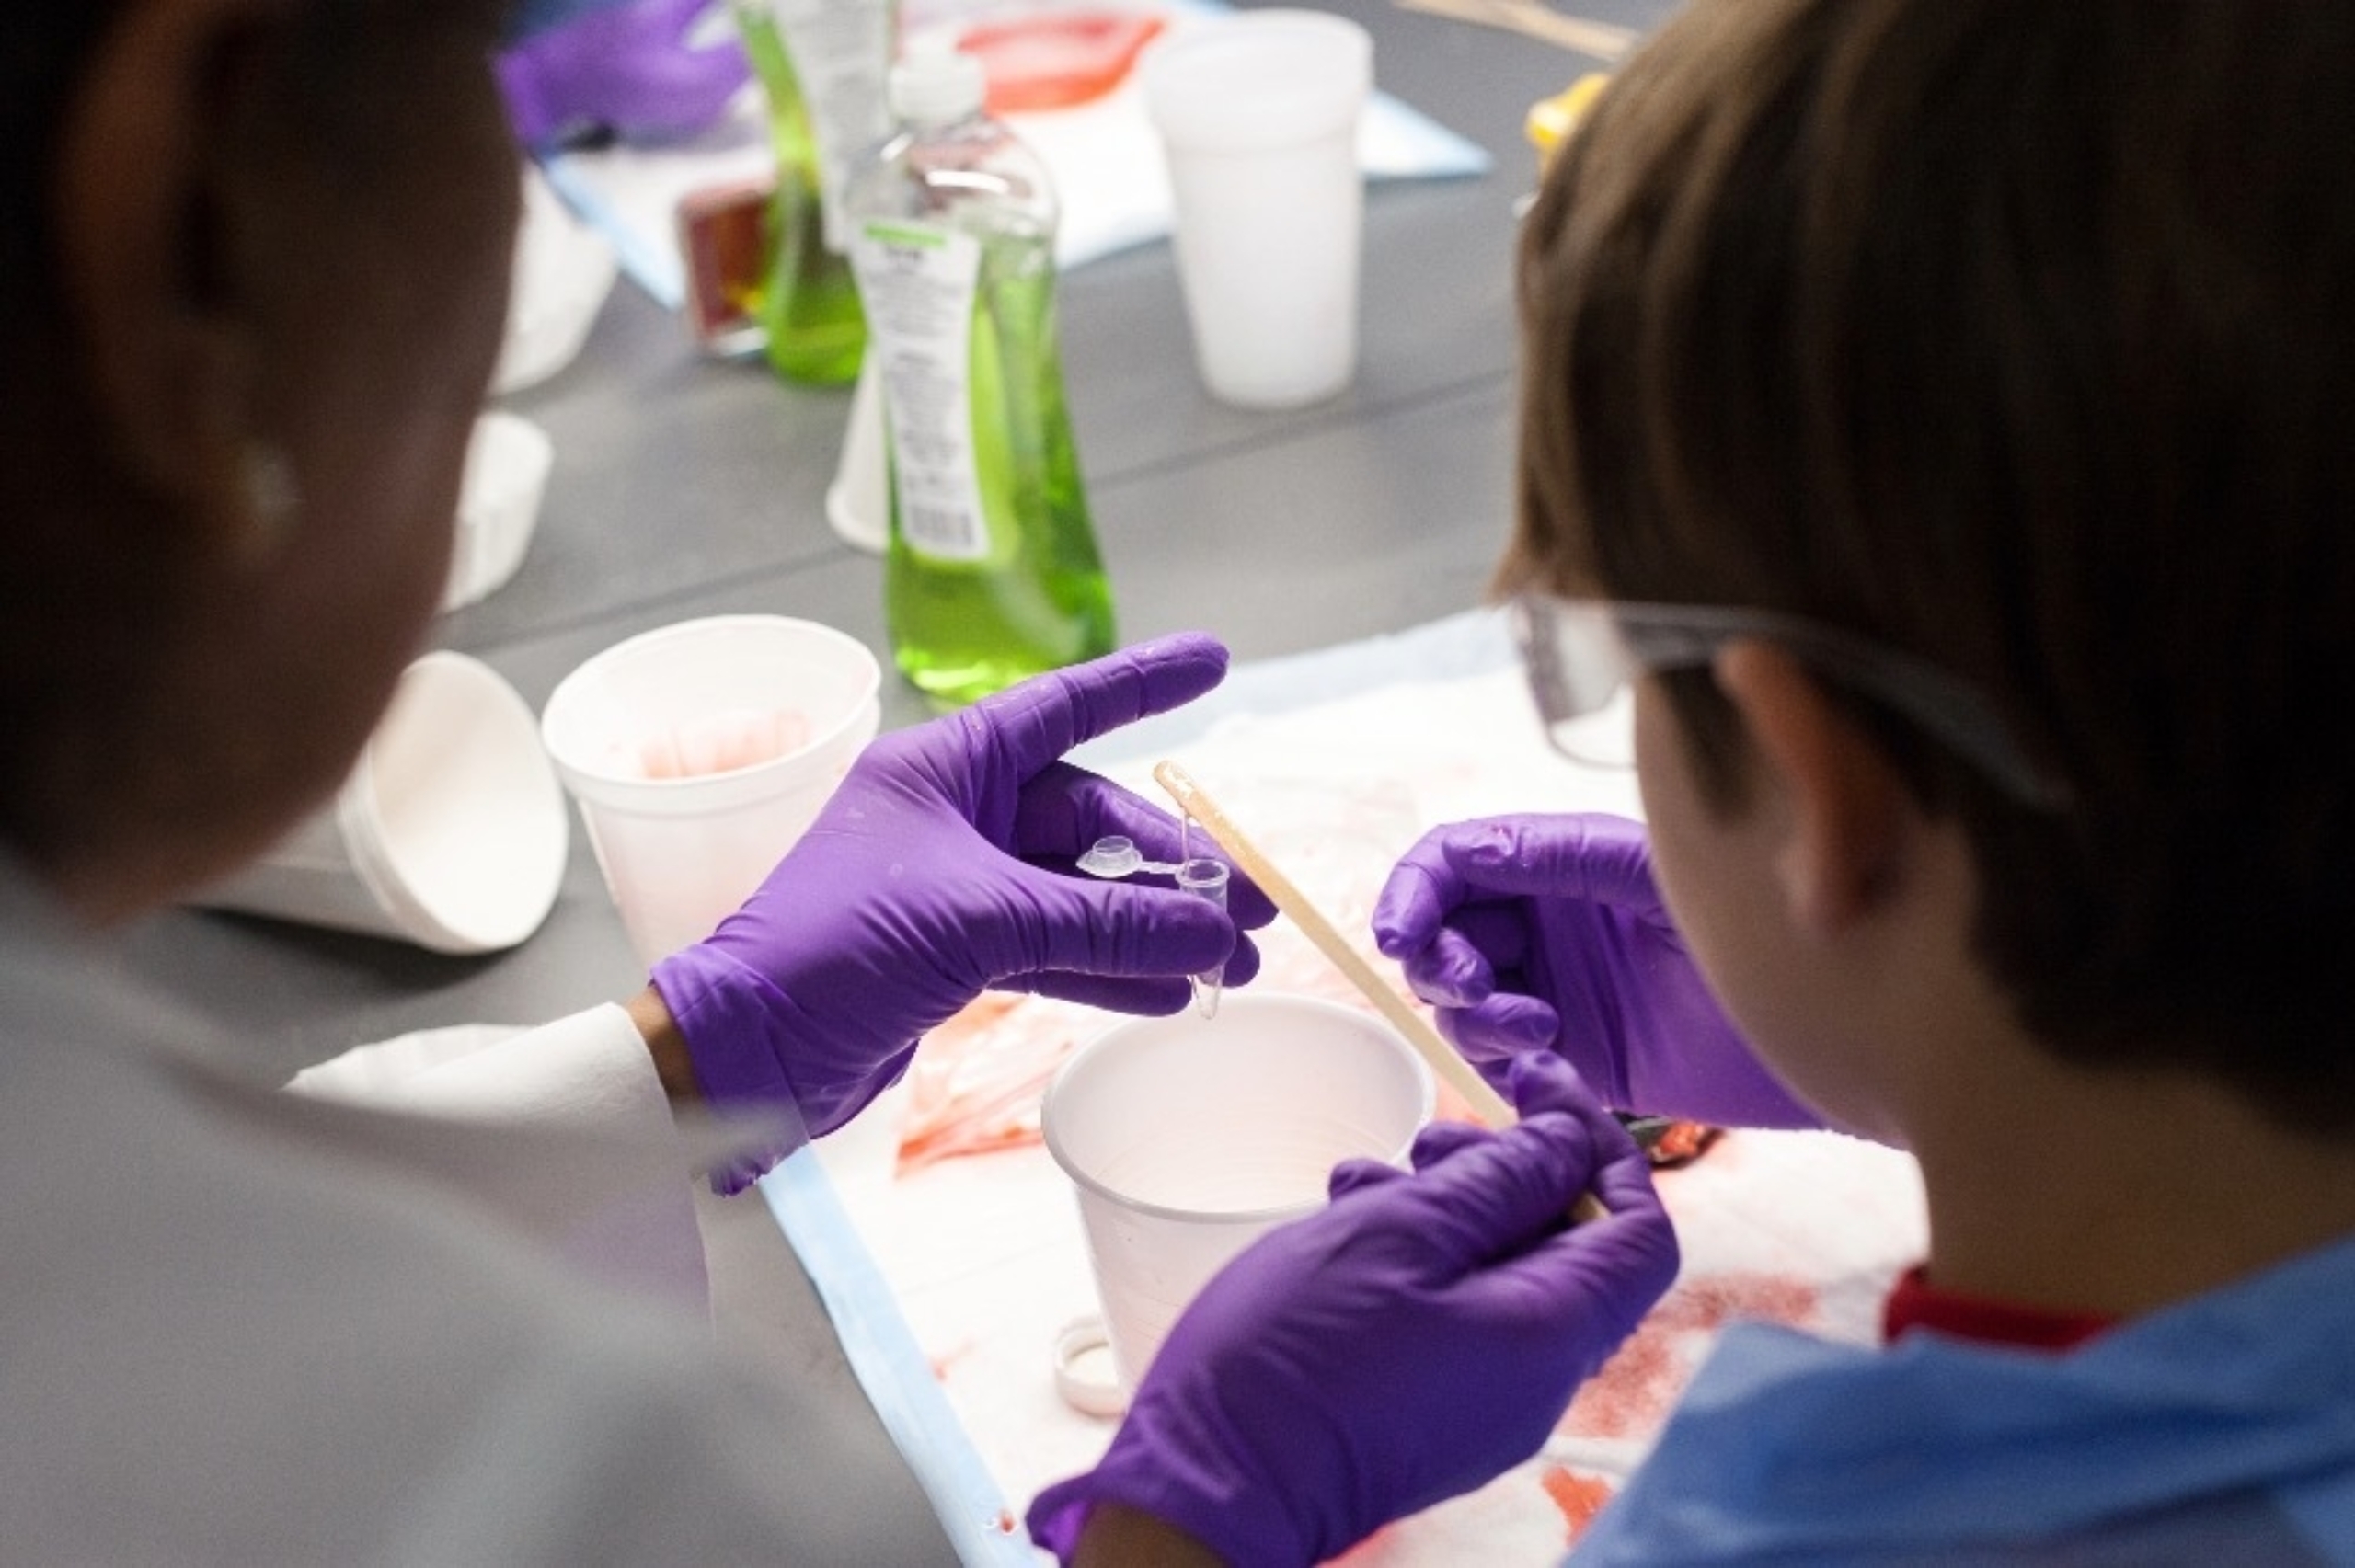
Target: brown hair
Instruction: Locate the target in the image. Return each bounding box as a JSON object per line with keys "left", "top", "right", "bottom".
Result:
{"left": 1508, "top": 0, "right": 2355, "bottom": 1134}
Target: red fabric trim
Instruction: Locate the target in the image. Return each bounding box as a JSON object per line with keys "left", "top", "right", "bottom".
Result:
{"left": 1881, "top": 1264, "right": 2119, "bottom": 1351}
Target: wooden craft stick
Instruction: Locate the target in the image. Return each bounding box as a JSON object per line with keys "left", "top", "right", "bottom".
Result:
{"left": 1155, "top": 761, "right": 1608, "bottom": 1226}
{"left": 1395, "top": 0, "right": 1639, "bottom": 61}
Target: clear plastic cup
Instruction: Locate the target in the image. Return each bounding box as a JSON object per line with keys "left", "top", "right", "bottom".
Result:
{"left": 1042, "top": 993, "right": 1434, "bottom": 1402}
{"left": 190, "top": 652, "right": 569, "bottom": 954}
{"left": 539, "top": 616, "right": 882, "bottom": 967}
{"left": 1141, "top": 10, "right": 1373, "bottom": 410}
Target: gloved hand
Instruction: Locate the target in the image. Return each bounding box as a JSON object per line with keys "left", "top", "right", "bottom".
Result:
{"left": 1028, "top": 1053, "right": 1680, "bottom": 1567}
{"left": 1373, "top": 813, "right": 1822, "bottom": 1130}
{"left": 651, "top": 635, "right": 1278, "bottom": 1192}
{"left": 496, "top": 0, "right": 749, "bottom": 149}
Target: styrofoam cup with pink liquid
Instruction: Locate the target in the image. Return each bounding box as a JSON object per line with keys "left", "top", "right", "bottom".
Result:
{"left": 1041, "top": 993, "right": 1434, "bottom": 1411}
{"left": 540, "top": 615, "right": 881, "bottom": 967}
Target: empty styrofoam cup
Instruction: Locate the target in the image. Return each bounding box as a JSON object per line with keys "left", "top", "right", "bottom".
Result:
{"left": 191, "top": 652, "right": 569, "bottom": 954}
{"left": 539, "top": 616, "right": 882, "bottom": 967}
{"left": 1141, "top": 10, "right": 1373, "bottom": 409}
{"left": 1042, "top": 993, "right": 1434, "bottom": 1401}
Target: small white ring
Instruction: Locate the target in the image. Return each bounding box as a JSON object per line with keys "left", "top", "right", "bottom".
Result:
{"left": 1052, "top": 1314, "right": 1129, "bottom": 1418}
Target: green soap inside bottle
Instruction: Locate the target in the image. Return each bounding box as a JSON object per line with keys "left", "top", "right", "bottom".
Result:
{"left": 851, "top": 42, "right": 1116, "bottom": 709}
{"left": 737, "top": 3, "right": 868, "bottom": 386}
{"left": 882, "top": 234, "right": 1115, "bottom": 706}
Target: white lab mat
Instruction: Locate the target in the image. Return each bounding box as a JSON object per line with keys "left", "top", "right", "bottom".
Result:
{"left": 761, "top": 612, "right": 1928, "bottom": 1561}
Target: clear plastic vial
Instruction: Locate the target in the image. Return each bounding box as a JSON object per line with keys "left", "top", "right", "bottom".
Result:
{"left": 1075, "top": 836, "right": 1230, "bottom": 1018}
{"left": 844, "top": 40, "right": 1117, "bottom": 706}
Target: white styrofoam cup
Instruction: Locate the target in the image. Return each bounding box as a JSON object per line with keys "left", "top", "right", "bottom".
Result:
{"left": 1141, "top": 11, "right": 1373, "bottom": 410}
{"left": 191, "top": 652, "right": 569, "bottom": 954}
{"left": 492, "top": 161, "right": 618, "bottom": 397}
{"left": 538, "top": 615, "right": 882, "bottom": 967}
{"left": 1042, "top": 993, "right": 1434, "bottom": 1396}
{"left": 442, "top": 411, "right": 554, "bottom": 612}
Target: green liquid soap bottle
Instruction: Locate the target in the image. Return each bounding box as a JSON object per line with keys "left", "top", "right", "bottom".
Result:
{"left": 732, "top": 0, "right": 892, "bottom": 385}
{"left": 844, "top": 39, "right": 1116, "bottom": 706}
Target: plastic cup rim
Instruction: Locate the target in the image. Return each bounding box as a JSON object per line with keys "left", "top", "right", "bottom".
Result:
{"left": 541, "top": 613, "right": 883, "bottom": 794}
{"left": 1040, "top": 991, "right": 1436, "bottom": 1226}
{"left": 1141, "top": 8, "right": 1373, "bottom": 153}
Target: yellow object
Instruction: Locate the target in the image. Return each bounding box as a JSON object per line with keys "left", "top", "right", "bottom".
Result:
{"left": 1153, "top": 760, "right": 1611, "bottom": 1226}
{"left": 1526, "top": 72, "right": 1612, "bottom": 169}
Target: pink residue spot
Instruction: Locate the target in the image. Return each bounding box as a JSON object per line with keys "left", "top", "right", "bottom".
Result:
{"left": 1539, "top": 1465, "right": 1615, "bottom": 1542}
{"left": 1563, "top": 1317, "right": 1680, "bottom": 1436}
{"left": 624, "top": 706, "right": 811, "bottom": 779}
{"left": 928, "top": 1337, "right": 977, "bottom": 1382}
{"left": 893, "top": 993, "right": 1078, "bottom": 1173}
{"left": 1664, "top": 1274, "right": 1818, "bottom": 1331}
{"left": 1561, "top": 1272, "right": 1822, "bottom": 1441}
{"left": 993, "top": 1510, "right": 1016, "bottom": 1535}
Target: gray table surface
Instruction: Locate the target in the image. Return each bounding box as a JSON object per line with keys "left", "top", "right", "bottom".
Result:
{"left": 116, "top": 2, "right": 1673, "bottom": 1558}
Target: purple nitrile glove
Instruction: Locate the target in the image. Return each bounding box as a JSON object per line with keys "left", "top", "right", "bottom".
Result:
{"left": 496, "top": 0, "right": 750, "bottom": 149}
{"left": 1028, "top": 1053, "right": 1679, "bottom": 1567}
{"left": 1372, "top": 812, "right": 1823, "bottom": 1131}
{"left": 650, "top": 635, "right": 1279, "bottom": 1194}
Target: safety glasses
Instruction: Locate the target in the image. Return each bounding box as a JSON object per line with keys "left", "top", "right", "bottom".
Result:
{"left": 1507, "top": 595, "right": 2068, "bottom": 808}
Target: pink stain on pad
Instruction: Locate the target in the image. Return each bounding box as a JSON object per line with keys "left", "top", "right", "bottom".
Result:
{"left": 1561, "top": 1271, "right": 1821, "bottom": 1440}
{"left": 622, "top": 707, "right": 812, "bottom": 780}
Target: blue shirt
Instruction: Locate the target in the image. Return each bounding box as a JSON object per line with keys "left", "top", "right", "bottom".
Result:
{"left": 1576, "top": 1233, "right": 2355, "bottom": 1563}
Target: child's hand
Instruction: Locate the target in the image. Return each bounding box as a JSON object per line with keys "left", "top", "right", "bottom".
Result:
{"left": 1028, "top": 1053, "right": 1679, "bottom": 1567}
{"left": 1373, "top": 812, "right": 1822, "bottom": 1130}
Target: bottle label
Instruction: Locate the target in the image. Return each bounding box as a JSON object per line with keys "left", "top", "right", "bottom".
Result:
{"left": 764, "top": 0, "right": 891, "bottom": 252}
{"left": 853, "top": 220, "right": 994, "bottom": 563}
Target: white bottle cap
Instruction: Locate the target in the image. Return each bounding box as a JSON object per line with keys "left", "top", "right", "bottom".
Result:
{"left": 890, "top": 33, "right": 987, "bottom": 128}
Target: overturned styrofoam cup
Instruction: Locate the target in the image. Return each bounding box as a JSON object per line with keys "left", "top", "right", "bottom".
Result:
{"left": 1141, "top": 10, "right": 1373, "bottom": 409}
{"left": 442, "top": 411, "right": 554, "bottom": 612}
{"left": 492, "top": 161, "right": 619, "bottom": 396}
{"left": 1042, "top": 993, "right": 1434, "bottom": 1407}
{"left": 191, "top": 652, "right": 569, "bottom": 954}
{"left": 539, "top": 616, "right": 882, "bottom": 968}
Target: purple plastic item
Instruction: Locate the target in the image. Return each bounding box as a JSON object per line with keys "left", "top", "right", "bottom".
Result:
{"left": 1027, "top": 1053, "right": 1679, "bottom": 1566}
{"left": 650, "top": 635, "right": 1276, "bottom": 1193}
{"left": 1373, "top": 812, "right": 1823, "bottom": 1131}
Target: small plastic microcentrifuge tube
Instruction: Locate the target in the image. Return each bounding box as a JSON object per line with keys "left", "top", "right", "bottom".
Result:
{"left": 1175, "top": 855, "right": 1230, "bottom": 1018}
{"left": 1076, "top": 836, "right": 1231, "bottom": 1018}
{"left": 1178, "top": 812, "right": 1225, "bottom": 1018}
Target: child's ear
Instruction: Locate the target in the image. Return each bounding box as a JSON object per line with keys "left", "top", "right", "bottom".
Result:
{"left": 52, "top": 0, "right": 282, "bottom": 524}
{"left": 1712, "top": 641, "right": 1910, "bottom": 933}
